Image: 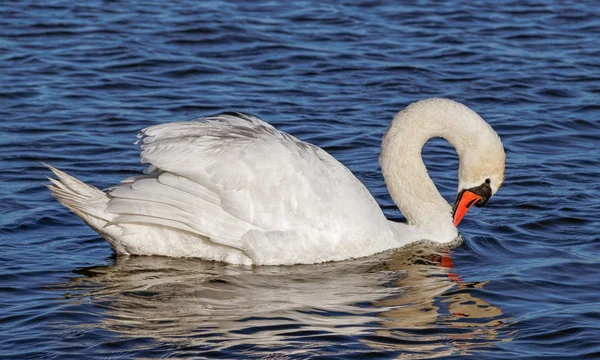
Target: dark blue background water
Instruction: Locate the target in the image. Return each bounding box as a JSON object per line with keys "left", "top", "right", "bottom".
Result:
{"left": 1, "top": 1, "right": 599, "bottom": 359}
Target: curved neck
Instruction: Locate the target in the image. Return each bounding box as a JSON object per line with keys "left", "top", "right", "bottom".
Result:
{"left": 379, "top": 99, "right": 484, "bottom": 238}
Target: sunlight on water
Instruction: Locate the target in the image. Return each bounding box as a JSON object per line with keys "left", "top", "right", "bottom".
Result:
{"left": 1, "top": 0, "right": 599, "bottom": 358}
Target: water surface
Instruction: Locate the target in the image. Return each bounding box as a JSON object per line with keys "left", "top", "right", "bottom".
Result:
{"left": 1, "top": 1, "right": 599, "bottom": 359}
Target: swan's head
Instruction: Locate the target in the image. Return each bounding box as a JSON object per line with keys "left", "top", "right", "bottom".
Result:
{"left": 452, "top": 120, "right": 506, "bottom": 226}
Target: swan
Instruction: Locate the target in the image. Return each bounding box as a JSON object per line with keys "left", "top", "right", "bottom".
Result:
{"left": 46, "top": 98, "right": 505, "bottom": 265}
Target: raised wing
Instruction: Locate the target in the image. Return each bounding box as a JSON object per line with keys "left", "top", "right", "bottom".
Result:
{"left": 106, "top": 112, "right": 386, "bottom": 261}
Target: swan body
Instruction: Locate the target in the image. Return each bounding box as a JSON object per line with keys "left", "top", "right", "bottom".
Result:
{"left": 47, "top": 98, "right": 505, "bottom": 265}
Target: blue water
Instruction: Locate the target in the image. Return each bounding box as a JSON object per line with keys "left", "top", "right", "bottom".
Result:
{"left": 1, "top": 1, "right": 599, "bottom": 358}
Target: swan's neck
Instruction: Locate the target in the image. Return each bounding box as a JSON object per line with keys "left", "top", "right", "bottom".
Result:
{"left": 380, "top": 99, "right": 486, "bottom": 240}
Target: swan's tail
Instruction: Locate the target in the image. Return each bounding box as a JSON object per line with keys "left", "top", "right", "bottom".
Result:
{"left": 44, "top": 163, "right": 120, "bottom": 243}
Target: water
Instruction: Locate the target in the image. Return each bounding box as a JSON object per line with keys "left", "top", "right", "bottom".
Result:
{"left": 1, "top": 0, "right": 599, "bottom": 358}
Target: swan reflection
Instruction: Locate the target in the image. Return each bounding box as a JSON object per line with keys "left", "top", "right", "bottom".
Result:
{"left": 55, "top": 246, "right": 511, "bottom": 357}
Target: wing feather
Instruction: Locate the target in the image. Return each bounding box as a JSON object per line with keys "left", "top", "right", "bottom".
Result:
{"left": 107, "top": 112, "right": 387, "bottom": 261}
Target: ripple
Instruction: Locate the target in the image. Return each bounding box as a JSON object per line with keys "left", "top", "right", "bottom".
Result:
{"left": 1, "top": 0, "right": 599, "bottom": 358}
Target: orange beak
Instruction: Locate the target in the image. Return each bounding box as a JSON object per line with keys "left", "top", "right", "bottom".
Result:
{"left": 452, "top": 190, "right": 483, "bottom": 226}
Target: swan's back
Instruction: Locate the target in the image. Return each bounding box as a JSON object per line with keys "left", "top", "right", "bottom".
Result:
{"left": 58, "top": 112, "right": 392, "bottom": 264}
{"left": 136, "top": 113, "right": 383, "bottom": 231}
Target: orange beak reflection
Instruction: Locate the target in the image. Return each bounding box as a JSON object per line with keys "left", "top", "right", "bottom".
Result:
{"left": 452, "top": 190, "right": 483, "bottom": 226}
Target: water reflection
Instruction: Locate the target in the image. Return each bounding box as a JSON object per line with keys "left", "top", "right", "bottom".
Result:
{"left": 371, "top": 248, "right": 510, "bottom": 356}
{"left": 54, "top": 245, "right": 511, "bottom": 357}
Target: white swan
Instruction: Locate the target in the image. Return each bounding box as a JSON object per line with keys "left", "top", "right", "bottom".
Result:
{"left": 46, "top": 98, "right": 505, "bottom": 265}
